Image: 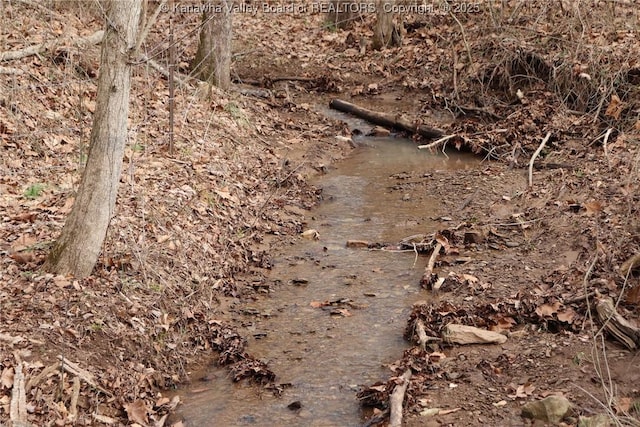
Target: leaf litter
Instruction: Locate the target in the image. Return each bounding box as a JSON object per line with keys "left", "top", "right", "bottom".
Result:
{"left": 2, "top": 1, "right": 640, "bottom": 426}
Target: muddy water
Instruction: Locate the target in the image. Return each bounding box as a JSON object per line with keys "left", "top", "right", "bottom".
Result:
{"left": 177, "top": 130, "right": 480, "bottom": 426}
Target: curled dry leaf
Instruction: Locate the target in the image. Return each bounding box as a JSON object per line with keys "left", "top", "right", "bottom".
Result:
{"left": 123, "top": 399, "right": 149, "bottom": 426}
{"left": 1, "top": 367, "right": 14, "bottom": 389}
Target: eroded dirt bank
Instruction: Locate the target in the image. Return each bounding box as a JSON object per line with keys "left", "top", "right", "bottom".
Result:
{"left": 1, "top": 1, "right": 640, "bottom": 426}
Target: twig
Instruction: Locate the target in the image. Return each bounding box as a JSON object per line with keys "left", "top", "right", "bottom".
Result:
{"left": 168, "top": 0, "right": 175, "bottom": 155}
{"left": 416, "top": 319, "right": 429, "bottom": 351}
{"left": 10, "top": 362, "right": 27, "bottom": 426}
{"left": 0, "top": 30, "right": 104, "bottom": 62}
{"left": 0, "top": 66, "right": 23, "bottom": 75}
{"left": 140, "top": 54, "right": 191, "bottom": 88}
{"left": 425, "top": 242, "right": 442, "bottom": 278}
{"left": 57, "top": 355, "right": 112, "bottom": 396}
{"left": 13, "top": 0, "right": 72, "bottom": 22}
{"left": 389, "top": 370, "right": 412, "bottom": 427}
{"left": 134, "top": 0, "right": 166, "bottom": 54}
{"left": 68, "top": 376, "right": 81, "bottom": 422}
{"left": 452, "top": 46, "right": 458, "bottom": 99}
{"left": 602, "top": 127, "right": 612, "bottom": 164}
{"left": 563, "top": 291, "right": 597, "bottom": 305}
{"left": 26, "top": 362, "right": 59, "bottom": 392}
{"left": 411, "top": 243, "right": 419, "bottom": 268}
{"left": 417, "top": 134, "right": 456, "bottom": 150}
{"left": 420, "top": 242, "right": 443, "bottom": 288}
{"left": 414, "top": 319, "right": 440, "bottom": 350}
{"left": 528, "top": 132, "right": 551, "bottom": 188}
{"left": 448, "top": 8, "right": 473, "bottom": 67}
{"left": 458, "top": 189, "right": 478, "bottom": 210}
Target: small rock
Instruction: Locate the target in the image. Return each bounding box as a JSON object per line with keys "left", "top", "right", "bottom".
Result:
{"left": 367, "top": 126, "right": 391, "bottom": 137}
{"left": 578, "top": 414, "right": 612, "bottom": 427}
{"left": 420, "top": 408, "right": 440, "bottom": 417}
{"left": 442, "top": 324, "right": 507, "bottom": 345}
{"left": 301, "top": 229, "right": 319, "bottom": 240}
{"left": 287, "top": 401, "right": 302, "bottom": 411}
{"left": 521, "top": 395, "right": 572, "bottom": 423}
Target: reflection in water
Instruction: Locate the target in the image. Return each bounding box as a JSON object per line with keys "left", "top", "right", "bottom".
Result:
{"left": 177, "top": 136, "right": 480, "bottom": 426}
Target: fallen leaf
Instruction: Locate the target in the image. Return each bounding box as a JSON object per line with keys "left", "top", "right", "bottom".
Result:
{"left": 0, "top": 367, "right": 14, "bottom": 389}
{"left": 557, "top": 308, "right": 576, "bottom": 323}
{"left": 214, "top": 188, "right": 239, "bottom": 204}
{"left": 310, "top": 301, "right": 328, "bottom": 308}
{"left": 605, "top": 94, "right": 623, "bottom": 119}
{"left": 330, "top": 308, "right": 352, "bottom": 317}
{"left": 583, "top": 201, "right": 604, "bottom": 215}
{"left": 9, "top": 252, "right": 34, "bottom": 264}
{"left": 492, "top": 316, "right": 517, "bottom": 332}
{"left": 536, "top": 301, "right": 561, "bottom": 317}
{"left": 124, "top": 400, "right": 149, "bottom": 426}
{"left": 616, "top": 396, "right": 632, "bottom": 413}
{"left": 509, "top": 382, "right": 536, "bottom": 399}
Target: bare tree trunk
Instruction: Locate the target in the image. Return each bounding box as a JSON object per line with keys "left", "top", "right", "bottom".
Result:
{"left": 191, "top": 0, "right": 233, "bottom": 90}
{"left": 373, "top": 0, "right": 402, "bottom": 50}
{"left": 43, "top": 0, "right": 141, "bottom": 277}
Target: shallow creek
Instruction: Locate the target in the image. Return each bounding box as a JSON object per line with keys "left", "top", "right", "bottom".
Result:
{"left": 177, "top": 119, "right": 480, "bottom": 426}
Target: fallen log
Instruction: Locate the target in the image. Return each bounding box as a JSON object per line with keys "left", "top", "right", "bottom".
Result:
{"left": 329, "top": 99, "right": 445, "bottom": 139}
{"left": 0, "top": 30, "right": 104, "bottom": 62}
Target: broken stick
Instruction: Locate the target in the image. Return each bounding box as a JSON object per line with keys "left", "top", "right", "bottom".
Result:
{"left": 389, "top": 369, "right": 412, "bottom": 427}
{"left": 528, "top": 132, "right": 551, "bottom": 188}
{"left": 10, "top": 362, "right": 27, "bottom": 427}
{"left": 0, "top": 30, "right": 104, "bottom": 62}
{"left": 414, "top": 319, "right": 440, "bottom": 349}
{"left": 420, "top": 242, "right": 442, "bottom": 288}
{"left": 57, "top": 355, "right": 112, "bottom": 396}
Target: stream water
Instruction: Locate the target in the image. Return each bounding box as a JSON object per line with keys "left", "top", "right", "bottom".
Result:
{"left": 176, "top": 115, "right": 480, "bottom": 426}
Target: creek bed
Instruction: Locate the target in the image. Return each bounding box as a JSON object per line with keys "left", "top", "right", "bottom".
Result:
{"left": 176, "top": 125, "right": 480, "bottom": 426}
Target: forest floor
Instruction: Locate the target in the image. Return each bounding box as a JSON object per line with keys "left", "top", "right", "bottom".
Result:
{"left": 1, "top": 1, "right": 640, "bottom": 426}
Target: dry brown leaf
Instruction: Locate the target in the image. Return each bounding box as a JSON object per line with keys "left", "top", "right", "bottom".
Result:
{"left": 536, "top": 301, "right": 561, "bottom": 317}
{"left": 310, "top": 301, "right": 328, "bottom": 308}
{"left": 626, "top": 286, "right": 640, "bottom": 305}
{"left": 557, "top": 308, "right": 576, "bottom": 323}
{"left": 605, "top": 94, "right": 623, "bottom": 119}
{"left": 616, "top": 396, "right": 632, "bottom": 413}
{"left": 583, "top": 201, "right": 604, "bottom": 215}
{"left": 123, "top": 399, "right": 149, "bottom": 426}
{"left": 215, "top": 188, "right": 239, "bottom": 204}
{"left": 0, "top": 367, "right": 14, "bottom": 389}
{"left": 331, "top": 308, "right": 352, "bottom": 317}
{"left": 9, "top": 252, "right": 34, "bottom": 264}
{"left": 492, "top": 316, "right": 517, "bottom": 332}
